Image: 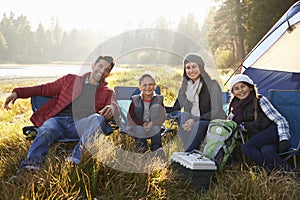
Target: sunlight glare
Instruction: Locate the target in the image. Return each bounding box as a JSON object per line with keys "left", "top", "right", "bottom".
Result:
{"left": 0, "top": 0, "right": 213, "bottom": 34}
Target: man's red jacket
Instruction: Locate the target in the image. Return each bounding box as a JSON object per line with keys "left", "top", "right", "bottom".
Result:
{"left": 13, "top": 73, "right": 119, "bottom": 127}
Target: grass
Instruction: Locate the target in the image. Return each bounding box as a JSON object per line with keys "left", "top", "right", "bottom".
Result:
{"left": 1, "top": 66, "right": 300, "bottom": 199}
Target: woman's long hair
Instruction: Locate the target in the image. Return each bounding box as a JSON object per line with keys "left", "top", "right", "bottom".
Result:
{"left": 178, "top": 53, "right": 213, "bottom": 105}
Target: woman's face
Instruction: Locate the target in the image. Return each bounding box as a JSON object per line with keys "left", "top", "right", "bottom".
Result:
{"left": 231, "top": 82, "right": 251, "bottom": 100}
{"left": 185, "top": 62, "right": 200, "bottom": 82}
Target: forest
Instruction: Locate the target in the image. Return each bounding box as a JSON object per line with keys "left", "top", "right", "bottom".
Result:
{"left": 0, "top": 0, "right": 298, "bottom": 68}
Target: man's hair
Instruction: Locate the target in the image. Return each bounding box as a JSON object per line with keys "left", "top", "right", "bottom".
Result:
{"left": 95, "top": 55, "right": 115, "bottom": 71}
{"left": 139, "top": 73, "right": 156, "bottom": 85}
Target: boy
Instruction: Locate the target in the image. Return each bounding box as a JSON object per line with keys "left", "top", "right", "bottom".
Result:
{"left": 127, "top": 74, "right": 166, "bottom": 153}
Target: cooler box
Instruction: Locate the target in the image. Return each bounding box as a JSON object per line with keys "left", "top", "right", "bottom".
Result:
{"left": 171, "top": 151, "right": 217, "bottom": 191}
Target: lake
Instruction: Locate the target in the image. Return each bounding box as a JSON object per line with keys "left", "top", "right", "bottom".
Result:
{"left": 0, "top": 64, "right": 128, "bottom": 80}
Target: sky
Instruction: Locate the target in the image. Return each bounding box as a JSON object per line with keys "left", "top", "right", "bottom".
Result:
{"left": 0, "top": 0, "right": 213, "bottom": 34}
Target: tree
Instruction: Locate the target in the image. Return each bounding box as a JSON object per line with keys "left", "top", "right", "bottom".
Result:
{"left": 207, "top": 0, "right": 247, "bottom": 68}
{"left": 0, "top": 13, "right": 16, "bottom": 62}
{"left": 13, "top": 14, "right": 35, "bottom": 63}
{"left": 177, "top": 13, "right": 201, "bottom": 43}
{"left": 35, "top": 23, "right": 51, "bottom": 62}
{"left": 153, "top": 16, "right": 171, "bottom": 30}
{"left": 245, "top": 0, "right": 299, "bottom": 51}
{"left": 0, "top": 31, "right": 7, "bottom": 61}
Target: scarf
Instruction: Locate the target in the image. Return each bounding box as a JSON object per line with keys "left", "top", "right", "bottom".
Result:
{"left": 231, "top": 91, "right": 255, "bottom": 124}
{"left": 185, "top": 78, "right": 202, "bottom": 117}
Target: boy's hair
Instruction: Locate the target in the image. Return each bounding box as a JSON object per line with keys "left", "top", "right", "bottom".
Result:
{"left": 94, "top": 55, "right": 115, "bottom": 71}
{"left": 139, "top": 74, "right": 156, "bottom": 85}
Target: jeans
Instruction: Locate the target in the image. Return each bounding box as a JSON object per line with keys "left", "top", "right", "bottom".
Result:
{"left": 20, "top": 113, "right": 112, "bottom": 168}
{"left": 241, "top": 124, "right": 292, "bottom": 171}
{"left": 135, "top": 131, "right": 162, "bottom": 152}
{"left": 177, "top": 112, "right": 210, "bottom": 152}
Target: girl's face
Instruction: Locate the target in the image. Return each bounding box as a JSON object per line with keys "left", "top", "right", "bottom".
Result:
{"left": 139, "top": 76, "right": 156, "bottom": 100}
{"left": 185, "top": 62, "right": 201, "bottom": 82}
{"left": 231, "top": 82, "right": 251, "bottom": 100}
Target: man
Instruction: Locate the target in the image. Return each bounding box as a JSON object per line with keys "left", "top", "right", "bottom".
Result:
{"left": 4, "top": 55, "right": 119, "bottom": 169}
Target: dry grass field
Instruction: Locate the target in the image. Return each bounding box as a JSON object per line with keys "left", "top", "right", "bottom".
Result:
{"left": 1, "top": 66, "right": 300, "bottom": 199}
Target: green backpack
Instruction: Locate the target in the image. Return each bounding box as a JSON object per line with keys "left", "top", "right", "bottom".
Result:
{"left": 202, "top": 119, "right": 238, "bottom": 170}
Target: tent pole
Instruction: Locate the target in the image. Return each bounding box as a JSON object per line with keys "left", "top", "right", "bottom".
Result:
{"left": 222, "top": 65, "right": 247, "bottom": 90}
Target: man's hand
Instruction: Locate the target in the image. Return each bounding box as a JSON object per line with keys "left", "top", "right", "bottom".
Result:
{"left": 4, "top": 92, "right": 18, "bottom": 110}
{"left": 98, "top": 105, "right": 114, "bottom": 120}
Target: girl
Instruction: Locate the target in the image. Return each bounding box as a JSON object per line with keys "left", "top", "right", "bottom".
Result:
{"left": 228, "top": 74, "right": 292, "bottom": 171}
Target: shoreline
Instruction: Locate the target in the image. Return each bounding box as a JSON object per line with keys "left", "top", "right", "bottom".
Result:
{"left": 0, "top": 76, "right": 59, "bottom": 82}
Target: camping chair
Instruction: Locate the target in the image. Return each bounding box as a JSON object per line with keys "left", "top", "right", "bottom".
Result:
{"left": 269, "top": 89, "right": 300, "bottom": 170}
{"left": 22, "top": 96, "right": 80, "bottom": 143}
{"left": 113, "top": 85, "right": 178, "bottom": 144}
{"left": 222, "top": 91, "right": 230, "bottom": 114}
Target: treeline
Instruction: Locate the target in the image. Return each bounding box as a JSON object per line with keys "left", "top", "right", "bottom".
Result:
{"left": 0, "top": 0, "right": 298, "bottom": 66}
{"left": 0, "top": 13, "right": 110, "bottom": 64}
{"left": 206, "top": 0, "right": 298, "bottom": 68}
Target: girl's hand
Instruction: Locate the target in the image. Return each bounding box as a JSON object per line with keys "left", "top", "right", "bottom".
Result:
{"left": 182, "top": 119, "right": 194, "bottom": 132}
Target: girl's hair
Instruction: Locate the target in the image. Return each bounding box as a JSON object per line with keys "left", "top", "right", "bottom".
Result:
{"left": 228, "top": 82, "right": 259, "bottom": 120}
{"left": 139, "top": 74, "right": 156, "bottom": 85}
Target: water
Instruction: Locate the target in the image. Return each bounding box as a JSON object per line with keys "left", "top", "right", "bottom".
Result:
{"left": 0, "top": 64, "right": 128, "bottom": 80}
{"left": 0, "top": 64, "right": 87, "bottom": 79}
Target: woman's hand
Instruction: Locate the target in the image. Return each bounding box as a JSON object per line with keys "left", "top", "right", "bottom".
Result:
{"left": 182, "top": 119, "right": 195, "bottom": 132}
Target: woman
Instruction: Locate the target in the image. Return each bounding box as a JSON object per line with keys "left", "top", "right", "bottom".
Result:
{"left": 228, "top": 74, "right": 292, "bottom": 171}
{"left": 166, "top": 53, "right": 225, "bottom": 152}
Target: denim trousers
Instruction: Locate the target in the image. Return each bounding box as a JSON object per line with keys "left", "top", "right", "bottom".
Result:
{"left": 241, "top": 124, "right": 292, "bottom": 171}
{"left": 135, "top": 131, "right": 162, "bottom": 152}
{"left": 177, "top": 112, "right": 210, "bottom": 152}
{"left": 20, "top": 113, "right": 112, "bottom": 168}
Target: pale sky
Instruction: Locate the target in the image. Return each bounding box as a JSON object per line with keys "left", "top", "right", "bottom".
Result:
{"left": 0, "top": 0, "right": 213, "bottom": 34}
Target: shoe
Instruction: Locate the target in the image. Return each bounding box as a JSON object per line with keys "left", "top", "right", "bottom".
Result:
{"left": 66, "top": 156, "right": 80, "bottom": 165}
{"left": 9, "top": 166, "right": 40, "bottom": 183}
{"left": 153, "top": 148, "right": 167, "bottom": 162}
{"left": 24, "top": 165, "right": 40, "bottom": 170}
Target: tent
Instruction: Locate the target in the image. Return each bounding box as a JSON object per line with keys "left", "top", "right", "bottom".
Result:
{"left": 241, "top": 1, "right": 300, "bottom": 97}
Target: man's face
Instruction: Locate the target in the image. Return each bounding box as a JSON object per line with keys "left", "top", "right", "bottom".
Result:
{"left": 90, "top": 59, "right": 112, "bottom": 84}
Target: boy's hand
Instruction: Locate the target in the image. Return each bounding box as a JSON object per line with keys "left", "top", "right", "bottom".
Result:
{"left": 4, "top": 92, "right": 18, "bottom": 110}
{"left": 143, "top": 121, "right": 153, "bottom": 132}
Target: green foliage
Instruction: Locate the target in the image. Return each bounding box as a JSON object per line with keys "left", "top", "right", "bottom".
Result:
{"left": 245, "top": 0, "right": 299, "bottom": 51}
{"left": 206, "top": 0, "right": 299, "bottom": 69}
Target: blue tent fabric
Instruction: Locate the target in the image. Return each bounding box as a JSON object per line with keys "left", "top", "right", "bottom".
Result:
{"left": 243, "top": 67, "right": 300, "bottom": 97}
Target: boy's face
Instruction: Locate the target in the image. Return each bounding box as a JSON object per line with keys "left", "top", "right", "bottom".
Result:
{"left": 139, "top": 76, "right": 156, "bottom": 99}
